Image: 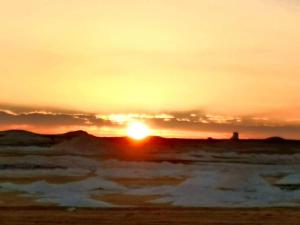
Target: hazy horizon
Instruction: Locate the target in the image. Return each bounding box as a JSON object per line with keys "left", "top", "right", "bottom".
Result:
{"left": 0, "top": 104, "right": 299, "bottom": 139}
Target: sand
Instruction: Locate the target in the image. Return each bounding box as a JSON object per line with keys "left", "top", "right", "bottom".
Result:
{"left": 0, "top": 175, "right": 91, "bottom": 184}
{"left": 1, "top": 135, "right": 300, "bottom": 224}
{"left": 109, "top": 177, "right": 186, "bottom": 187}
{"left": 98, "top": 194, "right": 165, "bottom": 207}
{"left": 0, "top": 192, "right": 45, "bottom": 207}
{"left": 0, "top": 207, "right": 300, "bottom": 225}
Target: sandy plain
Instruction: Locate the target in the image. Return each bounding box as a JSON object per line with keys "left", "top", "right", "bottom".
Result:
{"left": 1, "top": 207, "right": 300, "bottom": 225}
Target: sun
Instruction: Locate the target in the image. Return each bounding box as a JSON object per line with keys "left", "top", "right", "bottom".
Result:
{"left": 127, "top": 122, "right": 150, "bottom": 140}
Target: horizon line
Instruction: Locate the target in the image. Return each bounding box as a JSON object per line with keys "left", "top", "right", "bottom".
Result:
{"left": 1, "top": 129, "right": 300, "bottom": 142}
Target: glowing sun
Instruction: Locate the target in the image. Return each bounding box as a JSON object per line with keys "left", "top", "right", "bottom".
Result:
{"left": 127, "top": 122, "right": 150, "bottom": 140}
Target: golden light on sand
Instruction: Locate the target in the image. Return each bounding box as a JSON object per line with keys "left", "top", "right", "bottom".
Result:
{"left": 127, "top": 122, "right": 150, "bottom": 140}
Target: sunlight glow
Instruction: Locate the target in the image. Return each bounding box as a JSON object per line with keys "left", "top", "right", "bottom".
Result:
{"left": 127, "top": 122, "right": 150, "bottom": 140}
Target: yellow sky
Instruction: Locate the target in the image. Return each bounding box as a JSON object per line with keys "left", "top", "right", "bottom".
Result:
{"left": 0, "top": 0, "right": 299, "bottom": 137}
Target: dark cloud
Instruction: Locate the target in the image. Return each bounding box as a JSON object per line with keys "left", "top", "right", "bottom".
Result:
{"left": 0, "top": 107, "right": 299, "bottom": 139}
{"left": 144, "top": 111, "right": 300, "bottom": 138}
{"left": 0, "top": 110, "right": 113, "bottom": 128}
{"left": 0, "top": 103, "right": 82, "bottom": 114}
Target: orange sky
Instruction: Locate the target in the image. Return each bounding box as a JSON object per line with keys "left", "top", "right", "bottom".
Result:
{"left": 0, "top": 0, "right": 299, "bottom": 138}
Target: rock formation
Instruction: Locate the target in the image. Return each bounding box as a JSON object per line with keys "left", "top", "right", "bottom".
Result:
{"left": 231, "top": 132, "right": 239, "bottom": 141}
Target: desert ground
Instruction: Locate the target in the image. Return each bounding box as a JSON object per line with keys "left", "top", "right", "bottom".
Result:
{"left": 0, "top": 130, "right": 300, "bottom": 224}
{"left": 1, "top": 207, "right": 300, "bottom": 225}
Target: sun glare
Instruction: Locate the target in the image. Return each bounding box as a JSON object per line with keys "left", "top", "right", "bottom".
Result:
{"left": 127, "top": 122, "right": 150, "bottom": 140}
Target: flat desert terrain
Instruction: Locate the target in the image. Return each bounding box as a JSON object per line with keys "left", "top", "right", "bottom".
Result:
{"left": 1, "top": 131, "right": 300, "bottom": 224}
{"left": 1, "top": 207, "right": 300, "bottom": 225}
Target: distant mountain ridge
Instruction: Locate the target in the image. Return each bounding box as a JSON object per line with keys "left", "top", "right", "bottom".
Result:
{"left": 0, "top": 130, "right": 94, "bottom": 146}
{"left": 0, "top": 129, "right": 299, "bottom": 156}
{"left": 0, "top": 130, "right": 51, "bottom": 146}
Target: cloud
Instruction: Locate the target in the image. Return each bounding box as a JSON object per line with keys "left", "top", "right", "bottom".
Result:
{"left": 0, "top": 107, "right": 299, "bottom": 139}
{"left": 0, "top": 110, "right": 114, "bottom": 129}
{"left": 142, "top": 111, "right": 300, "bottom": 138}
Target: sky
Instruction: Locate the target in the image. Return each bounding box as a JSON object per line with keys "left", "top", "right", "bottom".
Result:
{"left": 0, "top": 0, "right": 299, "bottom": 138}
